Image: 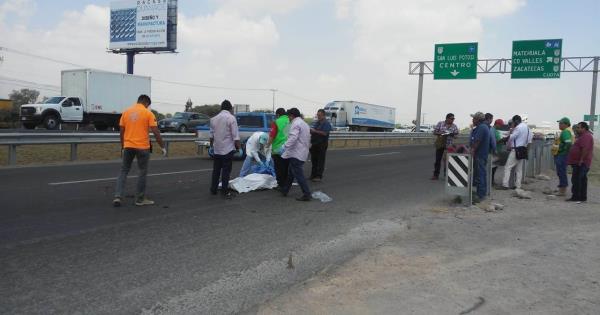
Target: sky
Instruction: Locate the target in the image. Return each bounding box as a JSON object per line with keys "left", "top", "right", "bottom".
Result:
{"left": 0, "top": 0, "right": 599, "bottom": 128}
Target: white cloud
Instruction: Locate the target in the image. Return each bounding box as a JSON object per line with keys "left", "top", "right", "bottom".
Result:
{"left": 217, "top": 0, "right": 307, "bottom": 17}
{"left": 0, "top": 1, "right": 294, "bottom": 112}
{"left": 317, "top": 73, "right": 346, "bottom": 88}
{"left": 336, "top": 0, "right": 525, "bottom": 66}
{"left": 179, "top": 10, "right": 279, "bottom": 67}
{"left": 0, "top": 0, "right": 35, "bottom": 22}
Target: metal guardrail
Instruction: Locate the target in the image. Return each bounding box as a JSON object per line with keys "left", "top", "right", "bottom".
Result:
{"left": 0, "top": 133, "right": 194, "bottom": 165}
{"left": 0, "top": 131, "right": 464, "bottom": 166}
{"left": 525, "top": 139, "right": 555, "bottom": 177}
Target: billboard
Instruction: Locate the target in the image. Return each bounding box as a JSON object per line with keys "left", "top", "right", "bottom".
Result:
{"left": 109, "top": 0, "right": 177, "bottom": 51}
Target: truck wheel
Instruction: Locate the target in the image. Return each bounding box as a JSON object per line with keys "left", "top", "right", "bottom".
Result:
{"left": 178, "top": 125, "right": 188, "bottom": 133}
{"left": 23, "top": 123, "right": 36, "bottom": 130}
{"left": 94, "top": 123, "right": 108, "bottom": 131}
{"left": 43, "top": 115, "right": 59, "bottom": 130}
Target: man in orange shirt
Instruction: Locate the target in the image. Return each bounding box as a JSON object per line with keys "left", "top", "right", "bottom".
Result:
{"left": 113, "top": 94, "right": 166, "bottom": 207}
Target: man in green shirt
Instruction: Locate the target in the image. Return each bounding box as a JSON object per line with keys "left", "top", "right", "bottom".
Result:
{"left": 268, "top": 108, "right": 290, "bottom": 187}
{"left": 553, "top": 117, "right": 573, "bottom": 196}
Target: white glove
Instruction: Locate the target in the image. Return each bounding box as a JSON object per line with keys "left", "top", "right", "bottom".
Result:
{"left": 161, "top": 147, "right": 167, "bottom": 157}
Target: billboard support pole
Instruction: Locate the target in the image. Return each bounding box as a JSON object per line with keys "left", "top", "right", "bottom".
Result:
{"left": 126, "top": 51, "right": 136, "bottom": 75}
{"left": 590, "top": 57, "right": 598, "bottom": 131}
{"left": 415, "top": 62, "right": 424, "bottom": 132}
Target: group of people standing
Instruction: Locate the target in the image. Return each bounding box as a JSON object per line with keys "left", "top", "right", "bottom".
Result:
{"left": 112, "top": 97, "right": 333, "bottom": 205}
{"left": 431, "top": 111, "right": 594, "bottom": 204}
{"left": 552, "top": 118, "right": 595, "bottom": 203}
{"left": 210, "top": 102, "right": 333, "bottom": 201}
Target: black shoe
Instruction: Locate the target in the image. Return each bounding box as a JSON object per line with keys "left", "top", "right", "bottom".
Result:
{"left": 210, "top": 189, "right": 218, "bottom": 195}
{"left": 223, "top": 191, "right": 233, "bottom": 200}
{"left": 279, "top": 187, "right": 289, "bottom": 197}
{"left": 566, "top": 197, "right": 579, "bottom": 202}
{"left": 296, "top": 195, "right": 312, "bottom": 201}
{"left": 112, "top": 197, "right": 122, "bottom": 207}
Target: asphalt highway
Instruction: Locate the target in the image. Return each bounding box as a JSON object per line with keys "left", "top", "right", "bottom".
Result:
{"left": 0, "top": 145, "right": 443, "bottom": 314}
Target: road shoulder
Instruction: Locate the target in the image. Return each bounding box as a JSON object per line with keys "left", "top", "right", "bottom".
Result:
{"left": 256, "top": 175, "right": 600, "bottom": 314}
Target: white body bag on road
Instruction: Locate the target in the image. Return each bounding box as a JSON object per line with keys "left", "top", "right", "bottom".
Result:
{"left": 229, "top": 173, "right": 278, "bottom": 193}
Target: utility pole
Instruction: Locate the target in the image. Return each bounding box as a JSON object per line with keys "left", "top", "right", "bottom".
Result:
{"left": 270, "top": 89, "right": 277, "bottom": 113}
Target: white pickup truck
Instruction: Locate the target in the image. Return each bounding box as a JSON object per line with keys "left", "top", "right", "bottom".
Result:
{"left": 20, "top": 69, "right": 151, "bottom": 130}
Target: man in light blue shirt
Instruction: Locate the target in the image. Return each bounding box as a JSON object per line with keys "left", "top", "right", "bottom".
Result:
{"left": 280, "top": 108, "right": 312, "bottom": 201}
{"left": 281, "top": 108, "right": 312, "bottom": 201}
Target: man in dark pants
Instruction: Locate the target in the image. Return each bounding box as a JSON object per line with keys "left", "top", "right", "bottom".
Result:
{"left": 431, "top": 113, "right": 459, "bottom": 180}
{"left": 113, "top": 94, "right": 166, "bottom": 207}
{"left": 567, "top": 122, "right": 594, "bottom": 203}
{"left": 209, "top": 100, "right": 241, "bottom": 199}
{"left": 470, "top": 111, "right": 490, "bottom": 203}
{"left": 268, "top": 108, "right": 290, "bottom": 187}
{"left": 280, "top": 108, "right": 312, "bottom": 201}
{"left": 309, "top": 109, "right": 332, "bottom": 182}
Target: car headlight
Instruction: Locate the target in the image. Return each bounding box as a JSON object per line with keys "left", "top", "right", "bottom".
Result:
{"left": 35, "top": 106, "right": 42, "bottom": 112}
{"left": 170, "top": 121, "right": 179, "bottom": 126}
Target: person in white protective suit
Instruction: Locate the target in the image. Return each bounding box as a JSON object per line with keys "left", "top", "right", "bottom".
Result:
{"left": 239, "top": 132, "right": 272, "bottom": 177}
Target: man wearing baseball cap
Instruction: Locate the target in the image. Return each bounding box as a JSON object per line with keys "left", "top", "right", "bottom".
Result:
{"left": 552, "top": 117, "right": 573, "bottom": 196}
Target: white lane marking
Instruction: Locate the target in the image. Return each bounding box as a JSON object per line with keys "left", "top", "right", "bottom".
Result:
{"left": 360, "top": 151, "right": 403, "bottom": 157}
{"left": 48, "top": 169, "right": 213, "bottom": 186}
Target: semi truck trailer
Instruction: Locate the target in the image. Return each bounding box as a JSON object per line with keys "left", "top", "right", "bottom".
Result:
{"left": 324, "top": 101, "right": 396, "bottom": 132}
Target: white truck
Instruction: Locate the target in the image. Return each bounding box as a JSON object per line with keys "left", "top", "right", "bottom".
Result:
{"left": 324, "top": 101, "right": 396, "bottom": 132}
{"left": 20, "top": 69, "right": 151, "bottom": 130}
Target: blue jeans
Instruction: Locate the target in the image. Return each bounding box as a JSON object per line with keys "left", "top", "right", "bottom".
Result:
{"left": 282, "top": 158, "right": 311, "bottom": 197}
{"left": 475, "top": 156, "right": 487, "bottom": 199}
{"left": 554, "top": 155, "right": 568, "bottom": 188}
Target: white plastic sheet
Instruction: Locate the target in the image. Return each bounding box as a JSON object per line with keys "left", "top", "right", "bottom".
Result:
{"left": 312, "top": 191, "right": 333, "bottom": 203}
{"left": 229, "top": 173, "right": 278, "bottom": 193}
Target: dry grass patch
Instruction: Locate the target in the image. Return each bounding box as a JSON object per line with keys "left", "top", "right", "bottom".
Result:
{"left": 0, "top": 142, "right": 200, "bottom": 166}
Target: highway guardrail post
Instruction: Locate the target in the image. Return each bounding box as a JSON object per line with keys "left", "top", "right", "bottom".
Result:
{"left": 70, "top": 143, "right": 78, "bottom": 162}
{"left": 9, "top": 144, "right": 17, "bottom": 165}
{"left": 164, "top": 141, "right": 170, "bottom": 157}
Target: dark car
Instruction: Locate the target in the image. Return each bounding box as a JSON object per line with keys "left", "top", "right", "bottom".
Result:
{"left": 159, "top": 112, "right": 210, "bottom": 133}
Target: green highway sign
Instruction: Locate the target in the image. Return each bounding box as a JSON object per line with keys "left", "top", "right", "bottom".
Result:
{"left": 434, "top": 42, "right": 478, "bottom": 80}
{"left": 512, "top": 39, "right": 562, "bottom": 79}
{"left": 583, "top": 114, "right": 598, "bottom": 122}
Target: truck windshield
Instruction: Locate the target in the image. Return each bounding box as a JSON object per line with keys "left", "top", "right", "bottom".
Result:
{"left": 237, "top": 116, "right": 263, "bottom": 128}
{"left": 173, "top": 112, "right": 187, "bottom": 119}
{"left": 44, "top": 97, "right": 65, "bottom": 104}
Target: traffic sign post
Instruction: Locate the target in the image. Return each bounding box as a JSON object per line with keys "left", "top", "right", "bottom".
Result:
{"left": 511, "top": 39, "right": 562, "bottom": 79}
{"left": 434, "top": 42, "right": 478, "bottom": 80}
